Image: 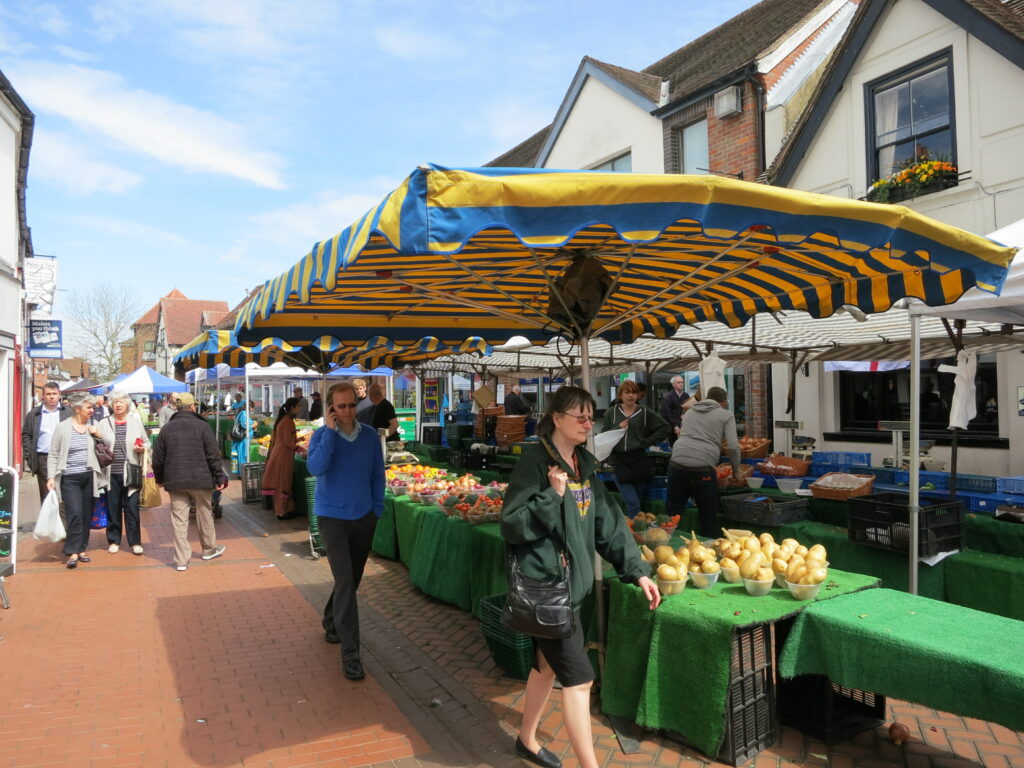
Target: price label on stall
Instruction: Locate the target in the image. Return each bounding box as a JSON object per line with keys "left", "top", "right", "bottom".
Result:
{"left": 774, "top": 420, "right": 803, "bottom": 430}
{"left": 878, "top": 420, "right": 911, "bottom": 431}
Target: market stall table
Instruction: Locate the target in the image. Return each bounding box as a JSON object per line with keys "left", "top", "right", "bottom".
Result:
{"left": 943, "top": 549, "right": 1024, "bottom": 621}
{"left": 601, "top": 569, "right": 880, "bottom": 762}
{"left": 778, "top": 587, "right": 1024, "bottom": 733}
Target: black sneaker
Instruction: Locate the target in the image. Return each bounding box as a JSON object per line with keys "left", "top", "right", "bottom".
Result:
{"left": 322, "top": 619, "right": 340, "bottom": 644}
{"left": 343, "top": 658, "right": 365, "bottom": 680}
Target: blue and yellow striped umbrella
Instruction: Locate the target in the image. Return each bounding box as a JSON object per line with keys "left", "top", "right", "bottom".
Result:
{"left": 173, "top": 329, "right": 491, "bottom": 372}
{"left": 234, "top": 165, "right": 1016, "bottom": 350}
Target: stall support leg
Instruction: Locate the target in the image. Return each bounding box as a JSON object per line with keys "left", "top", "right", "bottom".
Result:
{"left": 908, "top": 314, "right": 921, "bottom": 596}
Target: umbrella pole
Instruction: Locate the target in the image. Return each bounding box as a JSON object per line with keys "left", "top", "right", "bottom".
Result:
{"left": 908, "top": 314, "right": 921, "bottom": 595}
{"left": 244, "top": 369, "right": 251, "bottom": 471}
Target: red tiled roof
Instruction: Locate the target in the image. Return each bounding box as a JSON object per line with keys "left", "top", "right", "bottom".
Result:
{"left": 161, "top": 298, "right": 229, "bottom": 345}
{"left": 201, "top": 310, "right": 229, "bottom": 328}
{"left": 134, "top": 288, "right": 187, "bottom": 327}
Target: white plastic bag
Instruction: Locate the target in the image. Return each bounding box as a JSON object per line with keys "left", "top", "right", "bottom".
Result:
{"left": 593, "top": 428, "right": 626, "bottom": 462}
{"left": 33, "top": 490, "right": 66, "bottom": 543}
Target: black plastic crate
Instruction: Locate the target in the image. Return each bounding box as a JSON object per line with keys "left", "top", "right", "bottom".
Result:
{"left": 665, "top": 624, "right": 776, "bottom": 765}
{"left": 650, "top": 452, "right": 671, "bottom": 476}
{"left": 448, "top": 450, "right": 466, "bottom": 468}
{"left": 859, "top": 466, "right": 895, "bottom": 485}
{"left": 241, "top": 462, "right": 266, "bottom": 504}
{"left": 720, "top": 494, "right": 808, "bottom": 527}
{"left": 478, "top": 594, "right": 533, "bottom": 681}
{"left": 847, "top": 492, "right": 964, "bottom": 557}
{"left": 445, "top": 423, "right": 474, "bottom": 441}
{"left": 778, "top": 675, "right": 886, "bottom": 743}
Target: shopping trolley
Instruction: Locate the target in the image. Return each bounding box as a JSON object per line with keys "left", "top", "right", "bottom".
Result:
{"left": 304, "top": 476, "right": 326, "bottom": 559}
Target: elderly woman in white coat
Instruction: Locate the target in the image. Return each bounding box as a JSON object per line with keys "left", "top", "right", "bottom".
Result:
{"left": 98, "top": 391, "right": 148, "bottom": 555}
{"left": 47, "top": 393, "right": 112, "bottom": 568}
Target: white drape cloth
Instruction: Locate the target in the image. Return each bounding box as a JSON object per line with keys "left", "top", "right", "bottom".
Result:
{"left": 698, "top": 350, "right": 727, "bottom": 398}
{"left": 937, "top": 350, "right": 977, "bottom": 430}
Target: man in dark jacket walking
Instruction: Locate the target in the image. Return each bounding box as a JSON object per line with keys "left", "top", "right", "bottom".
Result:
{"left": 153, "top": 392, "right": 229, "bottom": 571}
{"left": 660, "top": 375, "right": 691, "bottom": 445}
{"left": 21, "top": 381, "right": 71, "bottom": 502}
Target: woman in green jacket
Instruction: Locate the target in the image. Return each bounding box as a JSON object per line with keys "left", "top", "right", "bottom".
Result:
{"left": 501, "top": 386, "right": 660, "bottom": 768}
{"left": 601, "top": 379, "right": 670, "bottom": 519}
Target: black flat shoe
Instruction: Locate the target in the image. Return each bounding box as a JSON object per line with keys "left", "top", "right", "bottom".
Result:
{"left": 275, "top": 513, "right": 297, "bottom": 520}
{"left": 515, "top": 737, "right": 562, "bottom": 768}
{"left": 78, "top": 555, "right": 91, "bottom": 563}
{"left": 322, "top": 619, "right": 340, "bottom": 644}
{"left": 65, "top": 557, "right": 78, "bottom": 569}
{"left": 343, "top": 658, "right": 365, "bottom": 680}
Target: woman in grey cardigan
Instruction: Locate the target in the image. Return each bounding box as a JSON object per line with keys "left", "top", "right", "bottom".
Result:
{"left": 47, "top": 393, "right": 112, "bottom": 568}
{"left": 98, "top": 391, "right": 148, "bottom": 555}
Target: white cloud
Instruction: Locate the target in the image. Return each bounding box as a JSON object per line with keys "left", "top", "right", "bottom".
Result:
{"left": 30, "top": 3, "right": 70, "bottom": 35}
{"left": 31, "top": 130, "right": 143, "bottom": 196}
{"left": 10, "top": 61, "right": 286, "bottom": 189}
{"left": 67, "top": 214, "right": 197, "bottom": 248}
{"left": 469, "top": 98, "right": 554, "bottom": 161}
{"left": 373, "top": 26, "right": 463, "bottom": 61}
{"left": 53, "top": 45, "right": 100, "bottom": 62}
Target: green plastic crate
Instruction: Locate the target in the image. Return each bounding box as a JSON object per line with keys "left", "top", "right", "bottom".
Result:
{"left": 304, "top": 476, "right": 326, "bottom": 559}
{"left": 478, "top": 594, "right": 533, "bottom": 681}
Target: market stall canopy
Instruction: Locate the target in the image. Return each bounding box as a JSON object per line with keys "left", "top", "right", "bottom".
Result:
{"left": 92, "top": 365, "right": 188, "bottom": 394}
{"left": 910, "top": 219, "right": 1024, "bottom": 325}
{"left": 173, "top": 328, "right": 488, "bottom": 373}
{"left": 60, "top": 378, "right": 98, "bottom": 392}
{"left": 234, "top": 165, "right": 1015, "bottom": 358}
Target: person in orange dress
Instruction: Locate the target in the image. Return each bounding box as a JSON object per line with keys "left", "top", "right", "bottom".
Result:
{"left": 262, "top": 397, "right": 300, "bottom": 520}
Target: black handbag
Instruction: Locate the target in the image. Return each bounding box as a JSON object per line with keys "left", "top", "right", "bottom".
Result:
{"left": 124, "top": 461, "right": 144, "bottom": 490}
{"left": 501, "top": 468, "right": 574, "bottom": 640}
{"left": 230, "top": 415, "right": 245, "bottom": 442}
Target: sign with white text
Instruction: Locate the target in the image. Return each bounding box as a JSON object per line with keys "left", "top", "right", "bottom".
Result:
{"left": 28, "top": 319, "right": 63, "bottom": 359}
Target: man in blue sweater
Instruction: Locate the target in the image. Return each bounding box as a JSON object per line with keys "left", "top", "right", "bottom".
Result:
{"left": 306, "top": 381, "right": 385, "bottom": 681}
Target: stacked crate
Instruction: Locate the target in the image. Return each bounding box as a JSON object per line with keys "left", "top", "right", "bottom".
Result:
{"left": 475, "top": 405, "right": 505, "bottom": 439}
{"left": 494, "top": 415, "right": 527, "bottom": 447}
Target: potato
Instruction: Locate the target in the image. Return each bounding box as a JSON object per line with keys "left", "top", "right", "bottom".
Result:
{"left": 787, "top": 561, "right": 807, "bottom": 583}
{"left": 666, "top": 555, "right": 681, "bottom": 568}
{"left": 691, "top": 546, "right": 713, "bottom": 564}
{"left": 736, "top": 549, "right": 750, "bottom": 565}
{"left": 655, "top": 545, "right": 675, "bottom": 565}
{"left": 808, "top": 543, "right": 828, "bottom": 560}
{"left": 702, "top": 559, "right": 721, "bottom": 574}
{"left": 676, "top": 548, "right": 690, "bottom": 566}
{"left": 739, "top": 552, "right": 765, "bottom": 579}
{"left": 726, "top": 543, "right": 742, "bottom": 560}
{"left": 806, "top": 566, "right": 828, "bottom": 585}
{"left": 743, "top": 536, "right": 761, "bottom": 553}
{"left": 758, "top": 532, "right": 775, "bottom": 546}
{"left": 640, "top": 545, "right": 655, "bottom": 563}
{"left": 719, "top": 557, "right": 738, "bottom": 570}
{"left": 657, "top": 564, "right": 679, "bottom": 581}
{"left": 775, "top": 547, "right": 793, "bottom": 562}
{"left": 772, "top": 557, "right": 789, "bottom": 574}
{"left": 761, "top": 542, "right": 779, "bottom": 560}
{"left": 755, "top": 566, "right": 774, "bottom": 582}
{"left": 688, "top": 561, "right": 703, "bottom": 573}
{"left": 781, "top": 538, "right": 800, "bottom": 549}
{"left": 795, "top": 544, "right": 809, "bottom": 557}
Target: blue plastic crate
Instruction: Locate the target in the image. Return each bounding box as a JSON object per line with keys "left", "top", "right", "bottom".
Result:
{"left": 968, "top": 494, "right": 1020, "bottom": 514}
{"left": 996, "top": 476, "right": 1024, "bottom": 495}
{"left": 645, "top": 486, "right": 668, "bottom": 501}
{"left": 811, "top": 462, "right": 851, "bottom": 477}
{"left": 952, "top": 474, "right": 998, "bottom": 494}
{"left": 596, "top": 471, "right": 616, "bottom": 483}
{"left": 811, "top": 451, "right": 871, "bottom": 466}
{"left": 860, "top": 467, "right": 895, "bottom": 484}
{"left": 893, "top": 470, "right": 949, "bottom": 490}
{"left": 648, "top": 476, "right": 669, "bottom": 489}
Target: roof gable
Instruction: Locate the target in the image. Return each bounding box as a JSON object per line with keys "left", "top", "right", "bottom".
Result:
{"left": 134, "top": 288, "right": 188, "bottom": 327}
{"left": 160, "top": 298, "right": 230, "bottom": 346}
{"left": 768, "top": 0, "right": 1024, "bottom": 186}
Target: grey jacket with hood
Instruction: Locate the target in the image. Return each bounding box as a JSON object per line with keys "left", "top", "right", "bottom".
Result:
{"left": 669, "top": 399, "right": 741, "bottom": 473}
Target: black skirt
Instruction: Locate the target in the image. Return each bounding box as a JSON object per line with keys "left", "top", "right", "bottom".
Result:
{"left": 531, "top": 612, "right": 594, "bottom": 687}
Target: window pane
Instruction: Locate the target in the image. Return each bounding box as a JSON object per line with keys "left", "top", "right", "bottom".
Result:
{"left": 877, "top": 139, "right": 916, "bottom": 177}
{"left": 910, "top": 68, "right": 949, "bottom": 135}
{"left": 611, "top": 154, "right": 632, "bottom": 172}
{"left": 682, "top": 119, "right": 708, "bottom": 174}
{"left": 915, "top": 128, "right": 952, "bottom": 164}
{"left": 875, "top": 83, "right": 911, "bottom": 147}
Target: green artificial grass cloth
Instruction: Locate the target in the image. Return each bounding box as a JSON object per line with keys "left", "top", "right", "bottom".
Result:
{"left": 965, "top": 513, "right": 1024, "bottom": 558}
{"left": 409, "top": 508, "right": 475, "bottom": 611}
{"left": 943, "top": 549, "right": 1024, "bottom": 621}
{"left": 372, "top": 495, "right": 400, "bottom": 559}
{"left": 601, "top": 568, "right": 879, "bottom": 758}
{"left": 778, "top": 588, "right": 1024, "bottom": 732}
{"left": 468, "top": 522, "right": 509, "bottom": 619}
{"left": 394, "top": 497, "right": 430, "bottom": 570}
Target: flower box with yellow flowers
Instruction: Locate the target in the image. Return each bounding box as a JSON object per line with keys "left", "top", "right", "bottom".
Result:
{"left": 867, "top": 158, "right": 959, "bottom": 204}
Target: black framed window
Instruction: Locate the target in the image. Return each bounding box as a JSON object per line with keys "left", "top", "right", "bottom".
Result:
{"left": 867, "top": 51, "right": 955, "bottom": 181}
{"left": 838, "top": 356, "right": 998, "bottom": 435}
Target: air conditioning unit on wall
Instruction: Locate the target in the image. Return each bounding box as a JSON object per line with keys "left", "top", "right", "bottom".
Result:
{"left": 714, "top": 86, "right": 742, "bottom": 118}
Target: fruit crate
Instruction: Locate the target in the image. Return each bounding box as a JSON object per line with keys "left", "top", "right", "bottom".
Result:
{"left": 847, "top": 492, "right": 964, "bottom": 556}
{"left": 664, "top": 624, "right": 776, "bottom": 765}
{"left": 478, "top": 593, "right": 533, "bottom": 681}
{"left": 996, "top": 476, "right": 1024, "bottom": 494}
{"left": 241, "top": 462, "right": 266, "bottom": 504}
{"left": 952, "top": 474, "right": 997, "bottom": 493}
{"left": 720, "top": 494, "right": 808, "bottom": 527}
{"left": 859, "top": 466, "right": 895, "bottom": 485}
{"left": 811, "top": 451, "right": 871, "bottom": 466}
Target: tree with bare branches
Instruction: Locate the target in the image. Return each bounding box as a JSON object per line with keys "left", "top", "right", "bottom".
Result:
{"left": 64, "top": 284, "right": 141, "bottom": 381}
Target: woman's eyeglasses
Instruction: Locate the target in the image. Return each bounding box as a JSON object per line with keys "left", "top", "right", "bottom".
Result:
{"left": 559, "top": 411, "right": 595, "bottom": 424}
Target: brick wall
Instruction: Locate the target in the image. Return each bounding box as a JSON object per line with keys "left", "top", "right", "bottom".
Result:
{"left": 120, "top": 323, "right": 156, "bottom": 374}
{"left": 746, "top": 362, "right": 771, "bottom": 439}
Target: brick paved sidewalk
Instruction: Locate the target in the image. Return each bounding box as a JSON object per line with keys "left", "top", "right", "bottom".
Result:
{"left": 1, "top": 486, "right": 428, "bottom": 768}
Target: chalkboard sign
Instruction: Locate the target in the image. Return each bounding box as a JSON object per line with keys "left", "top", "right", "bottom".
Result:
{"left": 0, "top": 469, "right": 13, "bottom": 558}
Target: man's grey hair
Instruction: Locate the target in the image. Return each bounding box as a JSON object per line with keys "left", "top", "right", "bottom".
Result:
{"left": 68, "top": 393, "right": 96, "bottom": 410}
{"left": 671, "top": 376, "right": 683, "bottom": 384}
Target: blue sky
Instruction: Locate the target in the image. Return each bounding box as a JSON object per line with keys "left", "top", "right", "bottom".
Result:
{"left": 2, "top": 0, "right": 759, "bottom": 325}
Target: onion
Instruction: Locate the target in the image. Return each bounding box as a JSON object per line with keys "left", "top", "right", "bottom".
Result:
{"left": 888, "top": 722, "right": 910, "bottom": 745}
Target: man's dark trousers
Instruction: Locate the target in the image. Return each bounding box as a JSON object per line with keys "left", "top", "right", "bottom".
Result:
{"left": 666, "top": 463, "right": 720, "bottom": 538}
{"left": 319, "top": 512, "right": 378, "bottom": 661}
{"left": 34, "top": 453, "right": 50, "bottom": 502}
